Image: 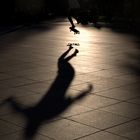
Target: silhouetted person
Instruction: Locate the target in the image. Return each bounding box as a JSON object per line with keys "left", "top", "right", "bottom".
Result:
{"left": 4, "top": 46, "right": 93, "bottom": 139}
{"left": 67, "top": 0, "right": 81, "bottom": 28}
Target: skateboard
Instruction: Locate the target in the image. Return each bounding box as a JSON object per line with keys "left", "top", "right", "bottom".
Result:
{"left": 69, "top": 27, "right": 80, "bottom": 34}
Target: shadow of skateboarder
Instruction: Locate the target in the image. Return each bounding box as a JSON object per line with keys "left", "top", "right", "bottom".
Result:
{"left": 4, "top": 46, "right": 93, "bottom": 139}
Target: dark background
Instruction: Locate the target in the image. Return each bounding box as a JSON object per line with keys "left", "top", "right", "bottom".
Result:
{"left": 0, "top": 0, "right": 140, "bottom": 32}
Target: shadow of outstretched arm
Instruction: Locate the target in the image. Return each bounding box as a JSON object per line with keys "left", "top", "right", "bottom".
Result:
{"left": 67, "top": 84, "right": 93, "bottom": 103}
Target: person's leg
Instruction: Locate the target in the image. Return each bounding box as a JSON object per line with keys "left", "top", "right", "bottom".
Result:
{"left": 72, "top": 9, "right": 81, "bottom": 24}
{"left": 68, "top": 9, "right": 75, "bottom": 28}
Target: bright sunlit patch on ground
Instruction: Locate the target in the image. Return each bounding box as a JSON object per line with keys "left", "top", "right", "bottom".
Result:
{"left": 77, "top": 27, "right": 93, "bottom": 43}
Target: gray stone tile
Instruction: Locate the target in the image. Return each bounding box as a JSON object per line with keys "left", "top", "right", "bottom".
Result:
{"left": 6, "top": 68, "right": 37, "bottom": 77}
{"left": 0, "top": 63, "right": 39, "bottom": 72}
{"left": 39, "top": 119, "right": 98, "bottom": 140}
{"left": 72, "top": 76, "right": 136, "bottom": 93}
{"left": 89, "top": 68, "right": 131, "bottom": 78}
{"left": 102, "top": 102, "right": 140, "bottom": 119}
{"left": 0, "top": 93, "right": 44, "bottom": 116}
{"left": 8, "top": 93, "right": 46, "bottom": 106}
{"left": 0, "top": 88, "right": 35, "bottom": 101}
{"left": 92, "top": 84, "right": 121, "bottom": 93}
{"left": 0, "top": 113, "right": 26, "bottom": 128}
{"left": 24, "top": 66, "right": 56, "bottom": 75}
{"left": 70, "top": 77, "right": 87, "bottom": 86}
{"left": 75, "top": 74, "right": 105, "bottom": 83}
{"left": 0, "top": 131, "right": 52, "bottom": 140}
{"left": 78, "top": 131, "right": 129, "bottom": 140}
{"left": 115, "top": 74, "right": 140, "bottom": 84}
{"left": 107, "top": 120, "right": 140, "bottom": 140}
{"left": 17, "top": 81, "right": 51, "bottom": 93}
{"left": 96, "top": 87, "right": 140, "bottom": 100}
{"left": 0, "top": 102, "right": 15, "bottom": 116}
{"left": 69, "top": 110, "right": 130, "bottom": 130}
{"left": 0, "top": 59, "right": 23, "bottom": 67}
{"left": 0, "top": 73, "right": 13, "bottom": 80}
{"left": 127, "top": 97, "right": 140, "bottom": 105}
{"left": 96, "top": 77, "right": 135, "bottom": 88}
{"left": 0, "top": 84, "right": 9, "bottom": 90}
{"left": 6, "top": 66, "right": 55, "bottom": 77}
{"left": 0, "top": 120, "right": 22, "bottom": 135}
{"left": 74, "top": 94, "right": 119, "bottom": 109}
{"left": 60, "top": 104, "right": 92, "bottom": 117}
{"left": 0, "top": 77, "right": 35, "bottom": 88}
{"left": 71, "top": 83, "right": 117, "bottom": 93}
{"left": 120, "top": 82, "right": 140, "bottom": 93}
{"left": 24, "top": 71, "right": 57, "bottom": 81}
{"left": 76, "top": 66, "right": 101, "bottom": 73}
{"left": 0, "top": 112, "right": 61, "bottom": 129}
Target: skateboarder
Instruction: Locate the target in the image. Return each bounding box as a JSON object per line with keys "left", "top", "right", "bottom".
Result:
{"left": 67, "top": 0, "right": 81, "bottom": 29}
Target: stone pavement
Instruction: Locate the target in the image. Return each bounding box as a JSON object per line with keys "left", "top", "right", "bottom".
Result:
{"left": 0, "top": 18, "right": 140, "bottom": 140}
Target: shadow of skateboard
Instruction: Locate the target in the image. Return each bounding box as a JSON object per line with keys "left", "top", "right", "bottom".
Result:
{"left": 67, "top": 43, "right": 80, "bottom": 47}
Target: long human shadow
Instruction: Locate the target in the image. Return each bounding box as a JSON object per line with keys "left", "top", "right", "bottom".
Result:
{"left": 5, "top": 46, "right": 93, "bottom": 139}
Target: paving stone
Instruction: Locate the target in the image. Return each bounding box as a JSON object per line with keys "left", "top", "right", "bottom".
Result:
{"left": 39, "top": 119, "right": 98, "bottom": 140}
{"left": 107, "top": 120, "right": 140, "bottom": 140}
{"left": 0, "top": 102, "right": 15, "bottom": 116}
{"left": 127, "top": 97, "right": 140, "bottom": 105}
{"left": 0, "top": 131, "right": 52, "bottom": 140}
{"left": 0, "top": 77, "right": 35, "bottom": 88}
{"left": 120, "top": 83, "right": 140, "bottom": 93}
{"left": 102, "top": 102, "right": 140, "bottom": 119}
{"left": 69, "top": 110, "right": 130, "bottom": 130}
{"left": 5, "top": 93, "right": 48, "bottom": 106}
{"left": 0, "top": 63, "right": 40, "bottom": 73}
{"left": 16, "top": 81, "right": 52, "bottom": 93}
{"left": 72, "top": 83, "right": 122, "bottom": 93}
{"left": 0, "top": 113, "right": 26, "bottom": 128}
{"left": 73, "top": 94, "right": 119, "bottom": 109}
{"left": 0, "top": 73, "right": 13, "bottom": 80}
{"left": 0, "top": 112, "right": 61, "bottom": 129}
{"left": 88, "top": 68, "right": 131, "bottom": 78}
{"left": 96, "top": 87, "right": 140, "bottom": 100}
{"left": 0, "top": 120, "right": 22, "bottom": 135}
{"left": 78, "top": 131, "right": 129, "bottom": 140}
{"left": 115, "top": 74, "right": 140, "bottom": 84}
{"left": 60, "top": 104, "right": 92, "bottom": 117}
{"left": 24, "top": 71, "right": 57, "bottom": 81}
{"left": 0, "top": 88, "right": 35, "bottom": 101}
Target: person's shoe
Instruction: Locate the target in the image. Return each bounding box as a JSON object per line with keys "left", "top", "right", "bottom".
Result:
{"left": 73, "top": 49, "right": 79, "bottom": 56}
{"left": 70, "top": 25, "right": 75, "bottom": 29}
